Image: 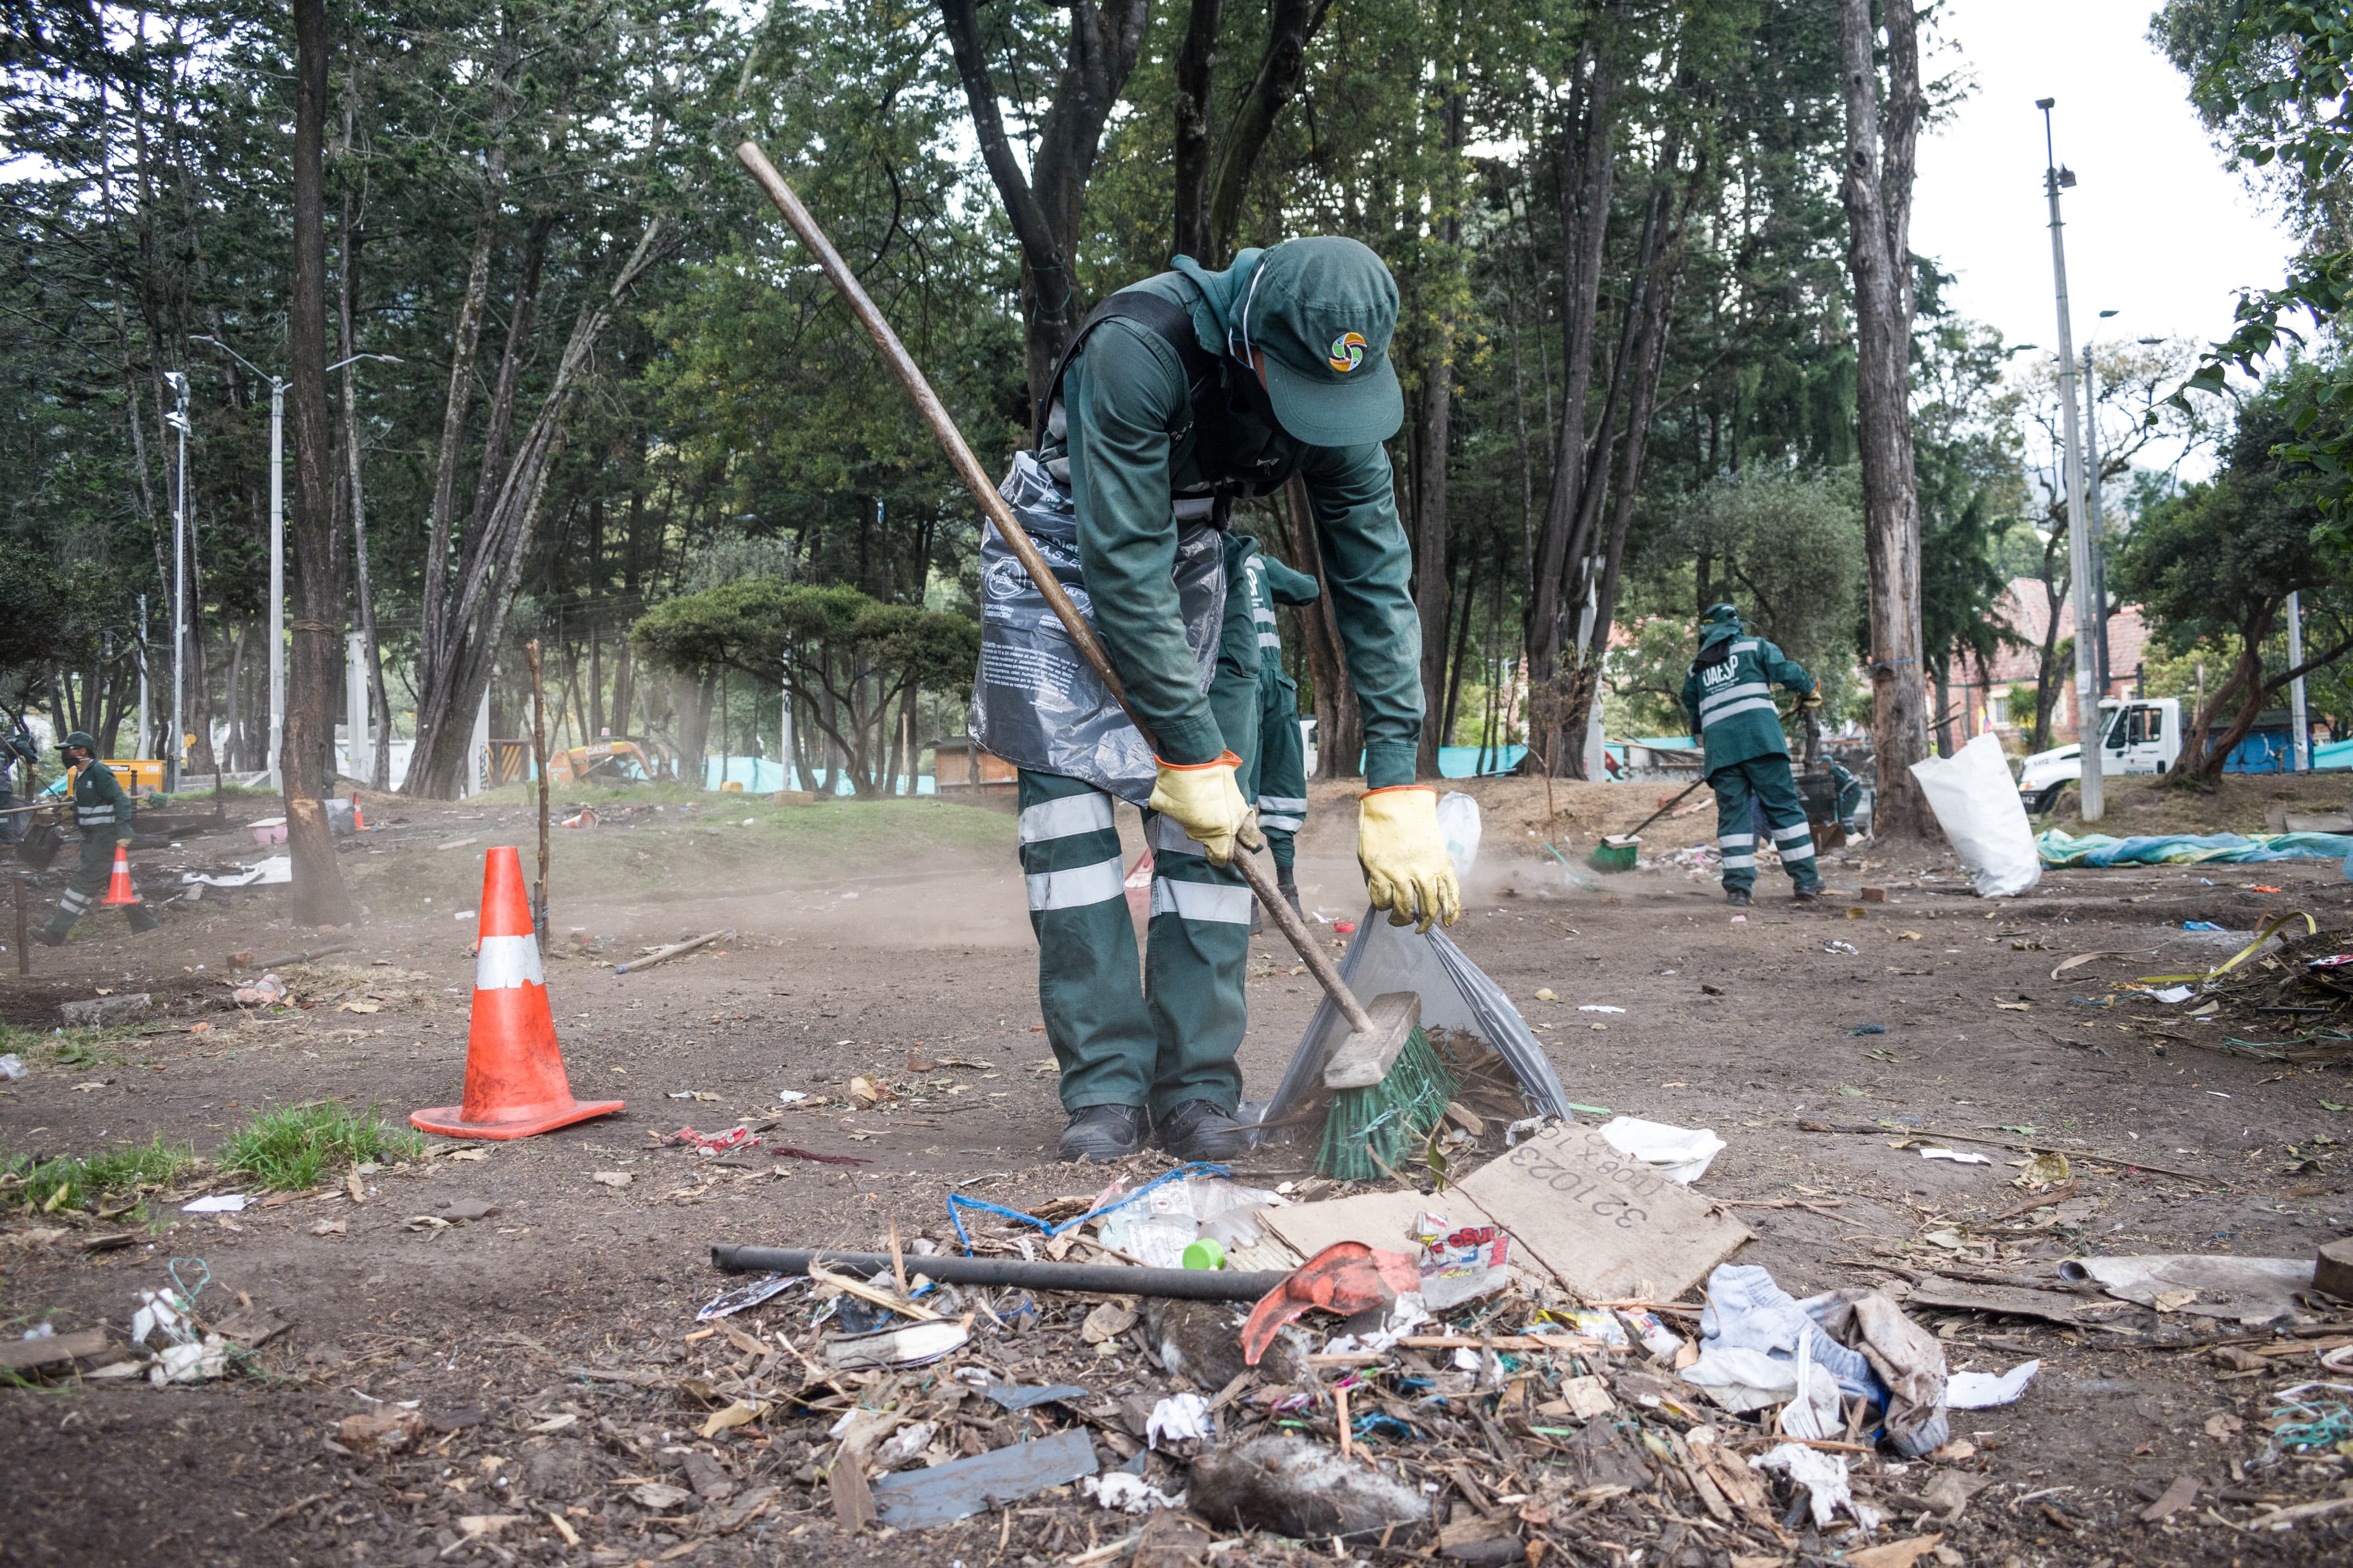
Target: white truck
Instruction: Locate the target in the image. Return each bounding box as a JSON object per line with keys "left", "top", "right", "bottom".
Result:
{"left": 2016, "top": 696, "right": 2182, "bottom": 813}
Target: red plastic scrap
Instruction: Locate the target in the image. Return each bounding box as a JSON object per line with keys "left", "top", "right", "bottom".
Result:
{"left": 1239, "top": 1241, "right": 1421, "bottom": 1365}
{"left": 666, "top": 1125, "right": 761, "bottom": 1157}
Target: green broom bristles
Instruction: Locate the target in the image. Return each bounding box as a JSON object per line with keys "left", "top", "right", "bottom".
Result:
{"left": 1316, "top": 1024, "right": 1456, "bottom": 1181}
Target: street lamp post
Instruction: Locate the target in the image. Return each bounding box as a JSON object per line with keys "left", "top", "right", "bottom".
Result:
{"left": 2037, "top": 97, "right": 2103, "bottom": 823}
{"left": 163, "top": 371, "right": 191, "bottom": 794}
{"left": 2082, "top": 345, "right": 2111, "bottom": 698}
{"left": 192, "top": 337, "right": 399, "bottom": 791}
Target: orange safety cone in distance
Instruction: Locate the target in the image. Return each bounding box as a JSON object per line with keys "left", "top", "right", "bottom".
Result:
{"left": 352, "top": 800, "right": 366, "bottom": 831}
{"left": 411, "top": 846, "right": 623, "bottom": 1140}
{"left": 99, "top": 843, "right": 139, "bottom": 906}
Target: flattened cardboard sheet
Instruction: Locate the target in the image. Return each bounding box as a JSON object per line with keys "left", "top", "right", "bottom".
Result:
{"left": 1455, "top": 1122, "right": 1749, "bottom": 1302}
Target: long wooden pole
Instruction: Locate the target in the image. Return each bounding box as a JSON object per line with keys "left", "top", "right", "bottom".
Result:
{"left": 733, "top": 142, "right": 1374, "bottom": 1035}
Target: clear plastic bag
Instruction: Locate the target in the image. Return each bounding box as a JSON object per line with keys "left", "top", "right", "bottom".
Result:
{"left": 968, "top": 451, "right": 1225, "bottom": 804}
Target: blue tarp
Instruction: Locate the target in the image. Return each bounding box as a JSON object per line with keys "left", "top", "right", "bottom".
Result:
{"left": 702, "top": 757, "right": 934, "bottom": 796}
{"left": 2036, "top": 828, "right": 2353, "bottom": 867}
{"left": 1436, "top": 744, "right": 1527, "bottom": 777}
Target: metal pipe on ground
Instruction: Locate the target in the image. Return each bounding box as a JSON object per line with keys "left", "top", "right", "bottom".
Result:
{"left": 710, "top": 1244, "right": 1288, "bottom": 1302}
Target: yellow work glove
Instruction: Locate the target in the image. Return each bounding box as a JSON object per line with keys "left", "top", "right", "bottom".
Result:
{"left": 1148, "top": 752, "right": 1261, "bottom": 867}
{"left": 1357, "top": 785, "right": 1461, "bottom": 933}
{"left": 1796, "top": 688, "right": 1823, "bottom": 711}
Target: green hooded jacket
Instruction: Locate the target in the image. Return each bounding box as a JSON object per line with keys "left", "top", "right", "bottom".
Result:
{"left": 1679, "top": 623, "right": 1816, "bottom": 772}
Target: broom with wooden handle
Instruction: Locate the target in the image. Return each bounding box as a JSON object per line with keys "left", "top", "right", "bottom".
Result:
{"left": 734, "top": 143, "right": 1445, "bottom": 1170}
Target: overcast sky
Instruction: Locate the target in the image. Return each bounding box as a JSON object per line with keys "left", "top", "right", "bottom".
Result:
{"left": 1911, "top": 0, "right": 2300, "bottom": 477}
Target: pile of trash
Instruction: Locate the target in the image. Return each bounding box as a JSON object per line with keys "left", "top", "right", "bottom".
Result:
{"left": 0, "top": 1257, "right": 292, "bottom": 1388}
{"left": 670, "top": 1124, "right": 2046, "bottom": 1561}
{"left": 2114, "top": 918, "right": 2353, "bottom": 1059}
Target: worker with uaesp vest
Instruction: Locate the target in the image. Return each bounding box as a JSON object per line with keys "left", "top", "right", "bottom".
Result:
{"left": 37, "top": 731, "right": 158, "bottom": 943}
{"left": 1023, "top": 237, "right": 1459, "bottom": 1164}
{"left": 1680, "top": 603, "right": 1825, "bottom": 907}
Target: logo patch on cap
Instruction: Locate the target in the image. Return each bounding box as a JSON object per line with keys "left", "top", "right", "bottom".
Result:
{"left": 1326, "top": 331, "right": 1367, "bottom": 373}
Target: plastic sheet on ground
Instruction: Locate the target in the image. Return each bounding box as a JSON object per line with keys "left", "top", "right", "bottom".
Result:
{"left": 2057, "top": 1253, "right": 2315, "bottom": 1322}
{"left": 1596, "top": 1115, "right": 1725, "bottom": 1184}
{"left": 1750, "top": 1443, "right": 1871, "bottom": 1530}
{"left": 1948, "top": 1359, "right": 2040, "bottom": 1408}
{"left": 183, "top": 855, "right": 292, "bottom": 887}
{"left": 2035, "top": 828, "right": 2353, "bottom": 867}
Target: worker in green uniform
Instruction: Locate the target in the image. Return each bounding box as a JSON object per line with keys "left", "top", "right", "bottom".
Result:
{"left": 1233, "top": 535, "right": 1319, "bottom": 928}
{"left": 1829, "top": 759, "right": 1865, "bottom": 838}
{"left": 1680, "top": 605, "right": 1823, "bottom": 907}
{"left": 35, "top": 732, "right": 157, "bottom": 942}
{"left": 1021, "top": 236, "right": 1460, "bottom": 1164}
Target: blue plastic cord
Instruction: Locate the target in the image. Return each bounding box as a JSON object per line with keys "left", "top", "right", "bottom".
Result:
{"left": 946, "top": 1161, "right": 1232, "bottom": 1252}
{"left": 167, "top": 1257, "right": 211, "bottom": 1307}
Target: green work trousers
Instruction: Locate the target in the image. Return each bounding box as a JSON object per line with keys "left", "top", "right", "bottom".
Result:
{"left": 1020, "top": 604, "right": 1264, "bottom": 1119}
{"left": 47, "top": 834, "right": 153, "bottom": 935}
{"left": 1249, "top": 668, "right": 1307, "bottom": 871}
{"left": 1710, "top": 755, "right": 1820, "bottom": 895}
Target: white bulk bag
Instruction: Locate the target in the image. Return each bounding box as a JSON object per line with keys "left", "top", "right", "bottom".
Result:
{"left": 1908, "top": 731, "right": 2042, "bottom": 898}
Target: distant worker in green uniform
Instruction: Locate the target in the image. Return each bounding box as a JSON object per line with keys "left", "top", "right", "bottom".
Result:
{"left": 1828, "top": 758, "right": 1865, "bottom": 839}
{"left": 36, "top": 732, "right": 157, "bottom": 943}
{"left": 1022, "top": 237, "right": 1460, "bottom": 1164}
{"left": 1232, "top": 535, "right": 1319, "bottom": 928}
{"left": 1680, "top": 605, "right": 1823, "bottom": 907}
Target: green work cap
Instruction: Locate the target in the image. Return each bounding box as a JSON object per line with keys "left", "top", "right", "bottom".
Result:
{"left": 1237, "top": 238, "right": 1402, "bottom": 448}
{"left": 1701, "top": 603, "right": 1742, "bottom": 627}
{"left": 58, "top": 730, "right": 96, "bottom": 752}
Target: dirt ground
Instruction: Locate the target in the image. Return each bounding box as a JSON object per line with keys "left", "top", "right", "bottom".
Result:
{"left": 7, "top": 772, "right": 2353, "bottom": 1567}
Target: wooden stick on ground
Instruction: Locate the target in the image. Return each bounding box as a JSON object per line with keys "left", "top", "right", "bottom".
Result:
{"left": 612, "top": 928, "right": 732, "bottom": 975}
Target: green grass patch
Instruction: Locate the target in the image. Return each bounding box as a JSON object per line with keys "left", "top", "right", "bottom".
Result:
{"left": 1, "top": 1136, "right": 196, "bottom": 1214}
{"left": 0, "top": 1020, "right": 153, "bottom": 1069}
{"left": 218, "top": 1101, "right": 426, "bottom": 1191}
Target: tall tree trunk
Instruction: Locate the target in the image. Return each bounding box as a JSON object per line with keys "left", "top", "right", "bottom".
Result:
{"left": 1172, "top": 0, "right": 1223, "bottom": 260}
{"left": 1440, "top": 533, "right": 1478, "bottom": 751}
{"left": 1413, "top": 84, "right": 1466, "bottom": 780}
{"left": 1523, "top": 33, "right": 1621, "bottom": 772}
{"left": 1276, "top": 477, "right": 1359, "bottom": 778}
{"left": 285, "top": 0, "right": 352, "bottom": 924}
{"left": 416, "top": 180, "right": 501, "bottom": 704}
{"left": 1205, "top": 0, "right": 1325, "bottom": 262}
{"left": 402, "top": 218, "right": 667, "bottom": 797}
{"left": 1839, "top": 0, "right": 1929, "bottom": 839}
{"left": 338, "top": 160, "right": 393, "bottom": 791}
{"left": 1557, "top": 126, "right": 1699, "bottom": 776}
{"left": 940, "top": 0, "right": 1150, "bottom": 416}
{"left": 182, "top": 499, "right": 217, "bottom": 774}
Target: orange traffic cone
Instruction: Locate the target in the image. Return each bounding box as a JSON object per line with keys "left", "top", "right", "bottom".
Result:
{"left": 411, "top": 847, "right": 623, "bottom": 1140}
{"left": 99, "top": 843, "right": 140, "bottom": 906}
{"left": 352, "top": 800, "right": 367, "bottom": 831}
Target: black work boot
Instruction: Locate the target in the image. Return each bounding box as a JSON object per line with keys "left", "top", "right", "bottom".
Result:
{"left": 32, "top": 921, "right": 69, "bottom": 946}
{"left": 1725, "top": 888, "right": 1752, "bottom": 908}
{"left": 1157, "top": 1100, "right": 1253, "bottom": 1162}
{"left": 1278, "top": 870, "right": 1304, "bottom": 924}
{"left": 1791, "top": 882, "right": 1822, "bottom": 904}
{"left": 1058, "top": 1104, "right": 1147, "bottom": 1164}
